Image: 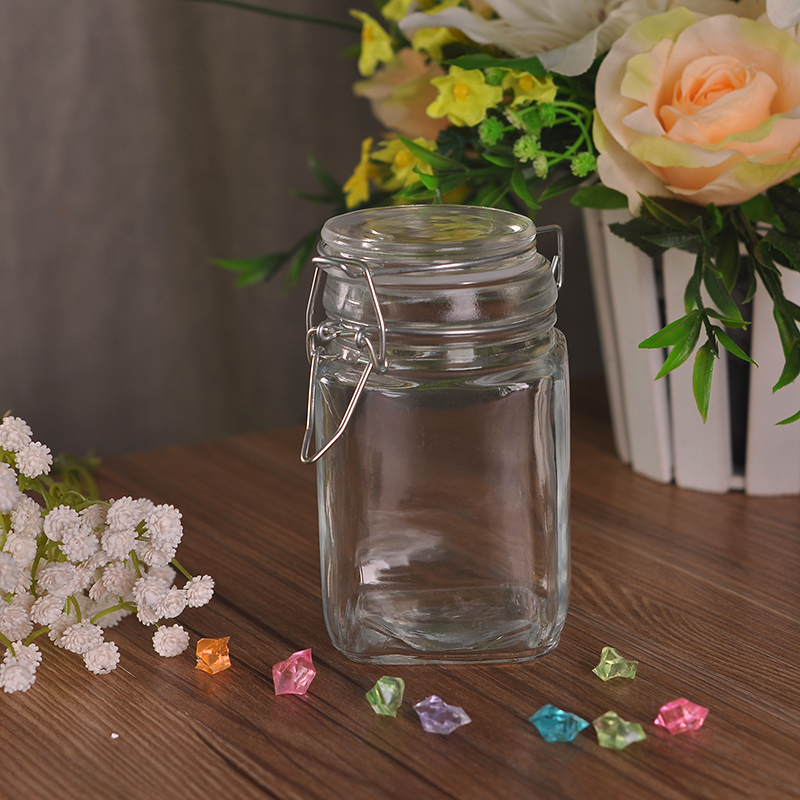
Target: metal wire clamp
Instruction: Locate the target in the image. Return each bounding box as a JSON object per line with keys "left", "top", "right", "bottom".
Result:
{"left": 300, "top": 256, "right": 388, "bottom": 464}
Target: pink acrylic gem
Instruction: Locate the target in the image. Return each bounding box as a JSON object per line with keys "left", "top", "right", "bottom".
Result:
{"left": 654, "top": 698, "right": 709, "bottom": 734}
{"left": 272, "top": 648, "right": 316, "bottom": 696}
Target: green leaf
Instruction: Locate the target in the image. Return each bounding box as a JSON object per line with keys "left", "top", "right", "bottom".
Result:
{"left": 640, "top": 195, "right": 697, "bottom": 229}
{"left": 773, "top": 342, "right": 800, "bottom": 392}
{"left": 414, "top": 167, "right": 440, "bottom": 190}
{"left": 692, "top": 340, "right": 715, "bottom": 422}
{"left": 760, "top": 229, "right": 800, "bottom": 272}
{"left": 715, "top": 327, "right": 756, "bottom": 366}
{"left": 445, "top": 54, "right": 546, "bottom": 75}
{"left": 473, "top": 181, "right": 510, "bottom": 208}
{"left": 284, "top": 230, "right": 320, "bottom": 289}
{"left": 308, "top": 154, "right": 344, "bottom": 202}
{"left": 704, "top": 310, "right": 750, "bottom": 329}
{"left": 570, "top": 185, "right": 628, "bottom": 209}
{"left": 715, "top": 221, "right": 741, "bottom": 292}
{"left": 740, "top": 193, "right": 784, "bottom": 230}
{"left": 777, "top": 407, "right": 800, "bottom": 425}
{"left": 654, "top": 314, "right": 702, "bottom": 379}
{"left": 214, "top": 254, "right": 287, "bottom": 286}
{"left": 639, "top": 310, "right": 701, "bottom": 349}
{"left": 767, "top": 182, "right": 800, "bottom": 233}
{"left": 397, "top": 136, "right": 466, "bottom": 172}
{"left": 684, "top": 260, "right": 702, "bottom": 313}
{"left": 608, "top": 218, "right": 668, "bottom": 260}
{"left": 773, "top": 304, "right": 796, "bottom": 358}
{"left": 704, "top": 266, "right": 743, "bottom": 322}
{"left": 480, "top": 152, "right": 516, "bottom": 168}
{"left": 538, "top": 172, "right": 585, "bottom": 202}
{"left": 511, "top": 165, "right": 540, "bottom": 210}
{"left": 642, "top": 231, "right": 701, "bottom": 249}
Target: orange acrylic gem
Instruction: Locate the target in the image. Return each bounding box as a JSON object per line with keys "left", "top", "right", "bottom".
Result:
{"left": 195, "top": 637, "right": 231, "bottom": 674}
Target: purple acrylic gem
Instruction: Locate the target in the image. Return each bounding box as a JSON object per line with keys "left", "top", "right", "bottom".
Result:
{"left": 272, "top": 648, "right": 316, "bottom": 696}
{"left": 654, "top": 698, "right": 709, "bottom": 734}
{"left": 413, "top": 695, "right": 471, "bottom": 735}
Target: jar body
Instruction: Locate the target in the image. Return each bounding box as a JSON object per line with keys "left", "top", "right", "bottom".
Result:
{"left": 314, "top": 331, "right": 569, "bottom": 664}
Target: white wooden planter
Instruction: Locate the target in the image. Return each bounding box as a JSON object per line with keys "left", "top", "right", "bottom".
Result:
{"left": 582, "top": 207, "right": 800, "bottom": 495}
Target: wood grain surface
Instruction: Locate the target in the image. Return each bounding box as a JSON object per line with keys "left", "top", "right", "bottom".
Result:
{"left": 2, "top": 381, "right": 799, "bottom": 800}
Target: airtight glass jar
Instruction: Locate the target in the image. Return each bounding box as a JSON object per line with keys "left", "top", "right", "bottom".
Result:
{"left": 302, "top": 205, "right": 569, "bottom": 665}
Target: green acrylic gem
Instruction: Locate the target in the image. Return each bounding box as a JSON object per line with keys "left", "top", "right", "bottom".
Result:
{"left": 592, "top": 711, "right": 646, "bottom": 750}
{"left": 366, "top": 676, "right": 405, "bottom": 717}
{"left": 592, "top": 646, "right": 638, "bottom": 681}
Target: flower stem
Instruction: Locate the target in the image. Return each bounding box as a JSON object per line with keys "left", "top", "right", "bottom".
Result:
{"left": 0, "top": 630, "right": 16, "bottom": 657}
{"left": 24, "top": 627, "right": 50, "bottom": 646}
{"left": 177, "top": 0, "right": 360, "bottom": 32}
{"left": 90, "top": 600, "right": 137, "bottom": 625}
{"left": 171, "top": 558, "right": 193, "bottom": 581}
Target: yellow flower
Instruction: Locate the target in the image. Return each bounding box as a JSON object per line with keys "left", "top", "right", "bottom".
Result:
{"left": 372, "top": 136, "right": 435, "bottom": 191}
{"left": 381, "top": 0, "right": 415, "bottom": 22}
{"left": 343, "top": 137, "right": 378, "bottom": 209}
{"left": 501, "top": 70, "right": 557, "bottom": 108}
{"left": 427, "top": 66, "right": 504, "bottom": 127}
{"left": 411, "top": 27, "right": 458, "bottom": 62}
{"left": 351, "top": 10, "right": 396, "bottom": 77}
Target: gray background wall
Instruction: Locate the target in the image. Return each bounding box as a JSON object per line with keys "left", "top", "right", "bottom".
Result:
{"left": 0, "top": 0, "right": 601, "bottom": 459}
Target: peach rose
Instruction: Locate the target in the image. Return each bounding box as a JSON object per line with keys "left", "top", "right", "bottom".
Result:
{"left": 353, "top": 48, "right": 450, "bottom": 140}
{"left": 594, "top": 8, "right": 800, "bottom": 212}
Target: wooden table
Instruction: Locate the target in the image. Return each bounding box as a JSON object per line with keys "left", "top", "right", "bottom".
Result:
{"left": 5, "top": 383, "right": 800, "bottom": 800}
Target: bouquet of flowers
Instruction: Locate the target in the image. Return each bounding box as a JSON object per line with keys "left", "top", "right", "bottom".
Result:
{"left": 0, "top": 414, "right": 214, "bottom": 693}
{"left": 211, "top": 0, "right": 800, "bottom": 423}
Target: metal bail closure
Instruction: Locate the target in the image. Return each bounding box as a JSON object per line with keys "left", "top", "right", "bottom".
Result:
{"left": 300, "top": 255, "right": 388, "bottom": 464}
{"left": 536, "top": 224, "right": 564, "bottom": 290}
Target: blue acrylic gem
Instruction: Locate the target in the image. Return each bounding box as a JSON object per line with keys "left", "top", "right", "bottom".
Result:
{"left": 529, "top": 704, "right": 590, "bottom": 742}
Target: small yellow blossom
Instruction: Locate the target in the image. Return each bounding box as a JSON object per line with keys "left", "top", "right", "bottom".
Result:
{"left": 427, "top": 66, "right": 504, "bottom": 127}
{"left": 501, "top": 70, "right": 557, "bottom": 108}
{"left": 381, "top": 0, "right": 415, "bottom": 22}
{"left": 411, "top": 27, "right": 458, "bottom": 62}
{"left": 372, "top": 136, "right": 435, "bottom": 191}
{"left": 343, "top": 137, "right": 378, "bottom": 209}
{"left": 351, "top": 10, "right": 396, "bottom": 77}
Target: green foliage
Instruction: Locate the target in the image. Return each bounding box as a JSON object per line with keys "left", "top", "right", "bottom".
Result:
{"left": 570, "top": 184, "right": 627, "bottom": 209}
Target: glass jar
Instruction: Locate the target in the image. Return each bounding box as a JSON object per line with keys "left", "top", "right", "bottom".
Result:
{"left": 302, "top": 205, "right": 569, "bottom": 665}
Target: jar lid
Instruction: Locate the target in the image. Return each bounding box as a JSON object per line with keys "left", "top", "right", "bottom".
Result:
{"left": 319, "top": 205, "right": 537, "bottom": 274}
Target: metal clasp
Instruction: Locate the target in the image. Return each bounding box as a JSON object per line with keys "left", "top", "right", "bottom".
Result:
{"left": 537, "top": 224, "right": 564, "bottom": 290}
{"left": 300, "top": 255, "right": 387, "bottom": 464}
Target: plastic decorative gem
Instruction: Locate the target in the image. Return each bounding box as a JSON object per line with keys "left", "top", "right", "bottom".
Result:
{"left": 592, "top": 646, "right": 638, "bottom": 681}
{"left": 529, "top": 704, "right": 590, "bottom": 742}
{"left": 592, "top": 711, "right": 646, "bottom": 750}
{"left": 366, "top": 676, "right": 406, "bottom": 717}
{"left": 413, "top": 695, "right": 471, "bottom": 734}
{"left": 273, "top": 648, "right": 316, "bottom": 696}
{"left": 195, "top": 637, "right": 232, "bottom": 675}
{"left": 654, "top": 698, "right": 709, "bottom": 735}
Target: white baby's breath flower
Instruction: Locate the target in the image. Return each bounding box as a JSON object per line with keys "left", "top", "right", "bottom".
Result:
{"left": 3, "top": 533, "right": 37, "bottom": 569}
{"left": 0, "top": 605, "right": 33, "bottom": 641}
{"left": 83, "top": 641, "right": 120, "bottom": 674}
{"left": 88, "top": 577, "right": 112, "bottom": 602}
{"left": 137, "top": 542, "right": 174, "bottom": 568}
{"left": 152, "top": 624, "right": 189, "bottom": 657}
{"left": 101, "top": 563, "right": 137, "bottom": 599}
{"left": 43, "top": 505, "right": 82, "bottom": 543}
{"left": 0, "top": 658, "right": 36, "bottom": 693}
{"left": 132, "top": 575, "right": 169, "bottom": 608}
{"left": 60, "top": 622, "right": 104, "bottom": 654}
{"left": 15, "top": 441, "right": 52, "bottom": 478}
{"left": 60, "top": 527, "right": 99, "bottom": 564}
{"left": 136, "top": 604, "right": 161, "bottom": 625}
{"left": 0, "top": 471, "right": 21, "bottom": 513}
{"left": 9, "top": 641, "right": 42, "bottom": 669}
{"left": 106, "top": 497, "right": 145, "bottom": 531}
{"left": 185, "top": 575, "right": 215, "bottom": 608}
{"left": 13, "top": 569, "right": 31, "bottom": 595}
{"left": 145, "top": 505, "right": 183, "bottom": 550}
{"left": 136, "top": 498, "right": 156, "bottom": 518}
{"left": 79, "top": 503, "right": 108, "bottom": 532}
{"left": 101, "top": 527, "right": 136, "bottom": 560}
{"left": 48, "top": 611, "right": 78, "bottom": 647}
{"left": 10, "top": 592, "right": 35, "bottom": 612}
{"left": 30, "top": 594, "right": 66, "bottom": 626}
{"left": 0, "top": 552, "right": 21, "bottom": 594}
{"left": 148, "top": 565, "right": 176, "bottom": 586}
{"left": 0, "top": 416, "right": 32, "bottom": 452}
{"left": 95, "top": 606, "right": 131, "bottom": 629}
{"left": 74, "top": 562, "right": 100, "bottom": 593}
{"left": 11, "top": 495, "right": 43, "bottom": 538}
{"left": 156, "top": 588, "right": 187, "bottom": 620}
{"left": 37, "top": 562, "right": 80, "bottom": 598}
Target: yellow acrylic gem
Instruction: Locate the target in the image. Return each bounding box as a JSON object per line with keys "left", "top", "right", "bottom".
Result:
{"left": 195, "top": 637, "right": 231, "bottom": 674}
{"left": 592, "top": 711, "right": 646, "bottom": 750}
{"left": 592, "top": 646, "right": 638, "bottom": 681}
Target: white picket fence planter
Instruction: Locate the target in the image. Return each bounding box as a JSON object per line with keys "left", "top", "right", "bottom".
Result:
{"left": 582, "top": 208, "right": 800, "bottom": 495}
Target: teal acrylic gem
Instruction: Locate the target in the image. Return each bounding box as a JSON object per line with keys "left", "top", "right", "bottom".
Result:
{"left": 529, "top": 704, "right": 590, "bottom": 742}
{"left": 592, "top": 646, "right": 638, "bottom": 681}
{"left": 592, "top": 711, "right": 646, "bottom": 750}
{"left": 366, "top": 676, "right": 405, "bottom": 717}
